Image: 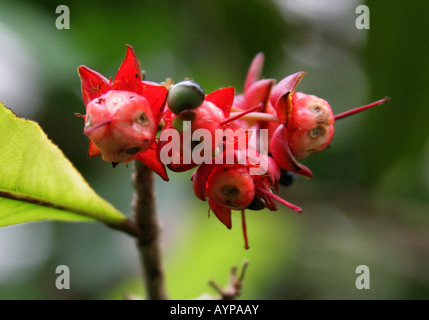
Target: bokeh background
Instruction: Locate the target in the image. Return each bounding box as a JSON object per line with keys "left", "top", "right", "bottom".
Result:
{"left": 0, "top": 0, "right": 428, "bottom": 299}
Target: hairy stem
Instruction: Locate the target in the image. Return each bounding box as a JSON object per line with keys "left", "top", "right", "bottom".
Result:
{"left": 132, "top": 160, "right": 168, "bottom": 300}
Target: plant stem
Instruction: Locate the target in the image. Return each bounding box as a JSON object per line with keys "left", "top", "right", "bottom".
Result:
{"left": 107, "top": 218, "right": 141, "bottom": 238}
{"left": 220, "top": 105, "right": 263, "bottom": 125}
{"left": 132, "top": 160, "right": 168, "bottom": 300}
{"left": 228, "top": 112, "right": 279, "bottom": 123}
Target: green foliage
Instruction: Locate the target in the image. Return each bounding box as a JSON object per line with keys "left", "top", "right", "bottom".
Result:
{"left": 0, "top": 102, "right": 125, "bottom": 227}
{"left": 361, "top": 1, "right": 429, "bottom": 189}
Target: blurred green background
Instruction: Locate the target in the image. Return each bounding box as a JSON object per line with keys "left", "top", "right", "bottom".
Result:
{"left": 0, "top": 0, "right": 428, "bottom": 299}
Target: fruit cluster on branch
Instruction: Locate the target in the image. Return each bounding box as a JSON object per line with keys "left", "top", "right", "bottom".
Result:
{"left": 77, "top": 45, "right": 388, "bottom": 249}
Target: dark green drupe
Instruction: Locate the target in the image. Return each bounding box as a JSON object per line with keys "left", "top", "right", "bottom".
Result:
{"left": 279, "top": 170, "right": 297, "bottom": 187}
{"left": 167, "top": 80, "right": 205, "bottom": 114}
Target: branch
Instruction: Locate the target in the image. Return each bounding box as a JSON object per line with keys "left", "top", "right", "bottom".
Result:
{"left": 107, "top": 218, "right": 141, "bottom": 238}
{"left": 197, "top": 260, "right": 249, "bottom": 300}
{"left": 132, "top": 160, "right": 168, "bottom": 300}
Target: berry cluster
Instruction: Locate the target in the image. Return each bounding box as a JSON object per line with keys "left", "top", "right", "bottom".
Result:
{"left": 77, "top": 45, "right": 388, "bottom": 249}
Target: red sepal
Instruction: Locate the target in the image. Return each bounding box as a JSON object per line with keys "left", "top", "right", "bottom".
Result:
{"left": 243, "top": 79, "right": 275, "bottom": 113}
{"left": 141, "top": 81, "right": 168, "bottom": 122}
{"left": 244, "top": 52, "right": 265, "bottom": 93}
{"left": 270, "top": 125, "right": 313, "bottom": 178}
{"left": 266, "top": 156, "right": 281, "bottom": 190}
{"left": 205, "top": 87, "right": 235, "bottom": 118}
{"left": 111, "top": 45, "right": 142, "bottom": 93}
{"left": 209, "top": 200, "right": 232, "bottom": 229}
{"left": 192, "top": 163, "right": 216, "bottom": 201}
{"left": 78, "top": 66, "right": 111, "bottom": 106}
{"left": 136, "top": 142, "right": 169, "bottom": 181}
{"left": 88, "top": 140, "right": 102, "bottom": 157}
{"left": 270, "top": 71, "right": 305, "bottom": 124}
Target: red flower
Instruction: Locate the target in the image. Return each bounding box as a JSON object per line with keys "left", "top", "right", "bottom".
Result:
{"left": 192, "top": 151, "right": 301, "bottom": 249}
{"left": 78, "top": 45, "right": 169, "bottom": 180}
{"left": 231, "top": 53, "right": 313, "bottom": 178}
{"left": 158, "top": 86, "right": 236, "bottom": 172}
{"left": 269, "top": 72, "right": 333, "bottom": 172}
{"left": 269, "top": 70, "right": 389, "bottom": 178}
{"left": 76, "top": 46, "right": 389, "bottom": 249}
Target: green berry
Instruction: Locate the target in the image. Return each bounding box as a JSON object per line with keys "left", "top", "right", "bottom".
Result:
{"left": 167, "top": 80, "right": 205, "bottom": 114}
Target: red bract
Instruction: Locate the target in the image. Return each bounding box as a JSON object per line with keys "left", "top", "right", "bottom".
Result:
{"left": 78, "top": 45, "right": 169, "bottom": 180}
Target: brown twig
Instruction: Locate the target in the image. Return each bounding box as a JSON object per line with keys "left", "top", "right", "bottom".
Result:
{"left": 198, "top": 260, "right": 249, "bottom": 300}
{"left": 107, "top": 218, "right": 141, "bottom": 238}
{"left": 113, "top": 161, "right": 249, "bottom": 301}
{"left": 132, "top": 160, "right": 168, "bottom": 300}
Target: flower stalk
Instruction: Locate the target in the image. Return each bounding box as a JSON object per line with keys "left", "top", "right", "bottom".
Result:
{"left": 227, "top": 112, "right": 279, "bottom": 123}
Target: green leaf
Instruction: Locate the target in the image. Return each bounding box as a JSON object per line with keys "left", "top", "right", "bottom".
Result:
{"left": 0, "top": 102, "right": 125, "bottom": 227}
